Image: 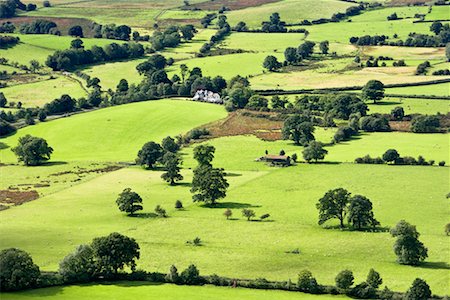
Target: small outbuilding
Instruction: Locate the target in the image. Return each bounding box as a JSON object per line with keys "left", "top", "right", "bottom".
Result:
{"left": 192, "top": 90, "right": 223, "bottom": 104}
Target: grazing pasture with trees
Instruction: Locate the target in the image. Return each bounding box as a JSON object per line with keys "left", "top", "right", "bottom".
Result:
{"left": 0, "top": 0, "right": 448, "bottom": 299}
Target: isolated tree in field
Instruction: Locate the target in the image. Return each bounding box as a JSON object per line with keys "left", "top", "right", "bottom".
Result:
{"left": 91, "top": 232, "right": 140, "bottom": 275}
{"left": 70, "top": 38, "right": 84, "bottom": 49}
{"left": 282, "top": 114, "right": 315, "bottom": 145}
{"left": 191, "top": 165, "right": 229, "bottom": 205}
{"left": 316, "top": 188, "right": 351, "bottom": 228}
{"left": 0, "top": 92, "right": 7, "bottom": 107}
{"left": 30, "top": 60, "right": 41, "bottom": 72}
{"left": 390, "top": 220, "right": 428, "bottom": 265}
{"left": 193, "top": 144, "right": 215, "bottom": 166}
{"left": 319, "top": 40, "right": 329, "bottom": 54}
{"left": 366, "top": 268, "right": 382, "bottom": 288}
{"left": 180, "top": 24, "right": 196, "bottom": 40}
{"left": 161, "top": 152, "right": 183, "bottom": 185}
{"left": 175, "top": 200, "right": 183, "bottom": 209}
{"left": 347, "top": 195, "right": 379, "bottom": 230}
{"left": 116, "top": 188, "right": 143, "bottom": 216}
{"left": 136, "top": 141, "right": 163, "bottom": 169}
{"left": 12, "top": 135, "right": 53, "bottom": 166}
{"left": 382, "top": 149, "right": 400, "bottom": 163}
{"left": 405, "top": 278, "right": 431, "bottom": 300}
{"left": 154, "top": 205, "right": 167, "bottom": 217}
{"left": 263, "top": 55, "right": 282, "bottom": 71}
{"left": 180, "top": 264, "right": 202, "bottom": 285}
{"left": 68, "top": 25, "right": 83, "bottom": 37}
{"left": 162, "top": 136, "right": 180, "bottom": 153}
{"left": 116, "top": 79, "right": 129, "bottom": 92}
{"left": 335, "top": 270, "right": 354, "bottom": 289}
{"left": 362, "top": 80, "right": 384, "bottom": 103}
{"left": 242, "top": 208, "right": 255, "bottom": 221}
{"left": 297, "top": 41, "right": 315, "bottom": 59}
{"left": 391, "top": 106, "right": 404, "bottom": 121}
{"left": 284, "top": 47, "right": 298, "bottom": 64}
{"left": 59, "top": 244, "right": 96, "bottom": 282}
{"left": 297, "top": 270, "right": 320, "bottom": 293}
{"left": 0, "top": 248, "right": 40, "bottom": 291}
{"left": 302, "top": 141, "right": 328, "bottom": 163}
{"left": 223, "top": 208, "right": 232, "bottom": 220}
{"left": 430, "top": 21, "right": 443, "bottom": 35}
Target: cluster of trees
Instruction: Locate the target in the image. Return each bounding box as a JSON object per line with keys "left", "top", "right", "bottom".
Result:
{"left": 431, "top": 68, "right": 450, "bottom": 75}
{"left": 0, "top": 35, "right": 19, "bottom": 48}
{"left": 411, "top": 114, "right": 441, "bottom": 133}
{"left": 223, "top": 208, "right": 270, "bottom": 221}
{"left": 261, "top": 12, "right": 287, "bottom": 33}
{"left": 0, "top": 21, "right": 15, "bottom": 33}
{"left": 19, "top": 19, "right": 58, "bottom": 35}
{"left": 298, "top": 4, "right": 368, "bottom": 26}
{"left": 136, "top": 136, "right": 181, "bottom": 170}
{"left": 349, "top": 34, "right": 388, "bottom": 46}
{"left": 282, "top": 114, "right": 316, "bottom": 146}
{"left": 0, "top": 0, "right": 36, "bottom": 18}
{"left": 90, "top": 23, "right": 132, "bottom": 40}
{"left": 150, "top": 24, "right": 197, "bottom": 51}
{"left": 191, "top": 144, "right": 229, "bottom": 205}
{"left": 199, "top": 15, "right": 230, "bottom": 55}
{"left": 302, "top": 141, "right": 328, "bottom": 163}
{"left": 200, "top": 13, "right": 216, "bottom": 28}
{"left": 46, "top": 39, "right": 144, "bottom": 70}
{"left": 11, "top": 135, "right": 53, "bottom": 166}
{"left": 355, "top": 149, "right": 443, "bottom": 166}
{"left": 390, "top": 220, "right": 428, "bottom": 265}
{"left": 316, "top": 188, "right": 380, "bottom": 230}
{"left": 416, "top": 61, "right": 430, "bottom": 75}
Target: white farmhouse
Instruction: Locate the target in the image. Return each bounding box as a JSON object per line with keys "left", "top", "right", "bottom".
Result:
{"left": 192, "top": 90, "right": 223, "bottom": 104}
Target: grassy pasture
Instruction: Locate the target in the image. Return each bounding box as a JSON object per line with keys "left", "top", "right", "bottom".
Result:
{"left": 0, "top": 158, "right": 448, "bottom": 294}
{"left": 0, "top": 34, "right": 116, "bottom": 65}
{"left": 0, "top": 283, "right": 348, "bottom": 300}
{"left": 361, "top": 45, "right": 447, "bottom": 61}
{"left": 221, "top": 32, "right": 306, "bottom": 53}
{"left": 225, "top": 0, "right": 353, "bottom": 27}
{"left": 0, "top": 99, "right": 227, "bottom": 162}
{"left": 425, "top": 5, "right": 450, "bottom": 20}
{"left": 367, "top": 97, "right": 450, "bottom": 114}
{"left": 1, "top": 76, "right": 87, "bottom": 107}
{"left": 385, "top": 82, "right": 450, "bottom": 96}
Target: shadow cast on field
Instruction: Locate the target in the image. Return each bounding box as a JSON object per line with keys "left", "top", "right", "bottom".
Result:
{"left": 176, "top": 182, "right": 192, "bottom": 187}
{"left": 225, "top": 172, "right": 242, "bottom": 177}
{"left": 0, "top": 142, "right": 9, "bottom": 150}
{"left": 322, "top": 225, "right": 390, "bottom": 233}
{"left": 40, "top": 161, "right": 68, "bottom": 167}
{"left": 418, "top": 261, "right": 450, "bottom": 270}
{"left": 201, "top": 202, "right": 261, "bottom": 209}
{"left": 130, "top": 212, "right": 158, "bottom": 219}
{"left": 371, "top": 101, "right": 402, "bottom": 106}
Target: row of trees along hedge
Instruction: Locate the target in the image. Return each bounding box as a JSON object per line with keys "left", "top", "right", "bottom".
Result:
{"left": 297, "top": 3, "right": 372, "bottom": 26}
{"left": 0, "top": 0, "right": 36, "bottom": 18}
{"left": 0, "top": 21, "right": 15, "bottom": 33}
{"left": 45, "top": 39, "right": 145, "bottom": 71}
{"left": 355, "top": 148, "right": 445, "bottom": 166}
{"left": 0, "top": 35, "right": 19, "bottom": 48}
{"left": 19, "top": 19, "right": 57, "bottom": 34}
{"left": 1, "top": 238, "right": 437, "bottom": 300}
{"left": 350, "top": 22, "right": 450, "bottom": 47}
{"left": 199, "top": 15, "right": 230, "bottom": 55}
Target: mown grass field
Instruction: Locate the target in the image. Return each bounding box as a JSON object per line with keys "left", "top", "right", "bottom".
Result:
{"left": 226, "top": 0, "right": 353, "bottom": 28}
{"left": 1, "top": 76, "right": 87, "bottom": 107}
{"left": 0, "top": 99, "right": 228, "bottom": 162}
{"left": 1, "top": 152, "right": 448, "bottom": 294}
{"left": 385, "top": 82, "right": 450, "bottom": 97}
{"left": 1, "top": 282, "right": 348, "bottom": 300}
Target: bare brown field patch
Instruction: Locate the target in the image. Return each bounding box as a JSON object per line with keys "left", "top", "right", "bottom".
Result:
{"left": 0, "top": 190, "right": 39, "bottom": 206}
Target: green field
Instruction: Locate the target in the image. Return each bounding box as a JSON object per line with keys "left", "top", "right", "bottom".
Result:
{"left": 226, "top": 0, "right": 353, "bottom": 28}
{"left": 1, "top": 283, "right": 348, "bottom": 300}
{"left": 0, "top": 99, "right": 228, "bottom": 162}
{"left": 367, "top": 98, "right": 450, "bottom": 115}
{"left": 385, "top": 82, "right": 450, "bottom": 97}
{"left": 1, "top": 76, "right": 87, "bottom": 107}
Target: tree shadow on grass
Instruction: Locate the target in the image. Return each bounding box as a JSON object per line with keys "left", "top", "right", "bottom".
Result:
{"left": 225, "top": 172, "right": 242, "bottom": 177}
{"left": 176, "top": 182, "right": 192, "bottom": 188}
{"left": 201, "top": 202, "right": 261, "bottom": 209}
{"left": 129, "top": 212, "right": 158, "bottom": 219}
{"left": 371, "top": 100, "right": 402, "bottom": 106}
{"left": 417, "top": 261, "right": 450, "bottom": 270}
{"left": 40, "top": 161, "right": 68, "bottom": 167}
{"left": 304, "top": 161, "right": 341, "bottom": 165}
{"left": 322, "top": 225, "right": 390, "bottom": 233}
{"left": 0, "top": 142, "right": 9, "bottom": 150}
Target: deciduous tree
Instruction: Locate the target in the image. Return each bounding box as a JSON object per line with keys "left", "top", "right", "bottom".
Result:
{"left": 12, "top": 135, "right": 53, "bottom": 166}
